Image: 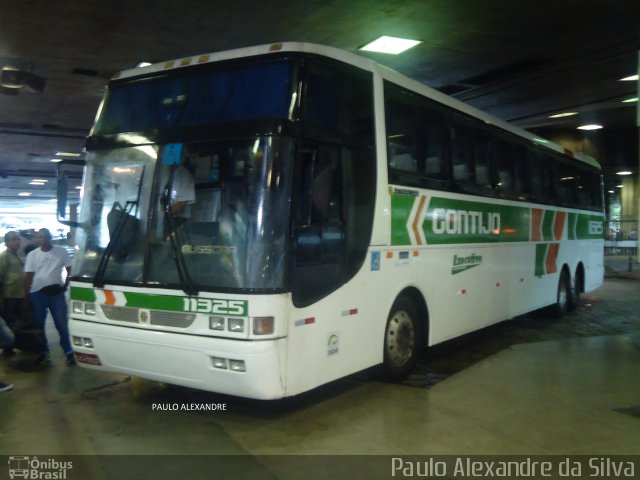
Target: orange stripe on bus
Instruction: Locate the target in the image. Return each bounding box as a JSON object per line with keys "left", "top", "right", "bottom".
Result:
{"left": 531, "top": 208, "right": 543, "bottom": 241}
{"left": 545, "top": 243, "right": 559, "bottom": 274}
{"left": 553, "top": 212, "right": 566, "bottom": 241}
{"left": 104, "top": 290, "right": 116, "bottom": 305}
{"left": 412, "top": 196, "right": 427, "bottom": 245}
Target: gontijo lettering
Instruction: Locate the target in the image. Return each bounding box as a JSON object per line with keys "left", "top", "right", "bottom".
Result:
{"left": 432, "top": 208, "right": 500, "bottom": 235}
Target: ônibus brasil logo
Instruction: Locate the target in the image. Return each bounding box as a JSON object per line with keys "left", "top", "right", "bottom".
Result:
{"left": 452, "top": 253, "right": 483, "bottom": 275}
{"left": 8, "top": 456, "right": 73, "bottom": 479}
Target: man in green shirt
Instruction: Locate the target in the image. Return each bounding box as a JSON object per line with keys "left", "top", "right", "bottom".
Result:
{"left": 0, "top": 231, "right": 26, "bottom": 357}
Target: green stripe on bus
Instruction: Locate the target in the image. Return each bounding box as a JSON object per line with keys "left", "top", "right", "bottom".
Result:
{"left": 575, "top": 213, "right": 604, "bottom": 239}
{"left": 535, "top": 244, "right": 548, "bottom": 276}
{"left": 391, "top": 194, "right": 530, "bottom": 245}
{"left": 568, "top": 213, "right": 578, "bottom": 240}
{"left": 123, "top": 292, "right": 185, "bottom": 311}
{"left": 391, "top": 194, "right": 415, "bottom": 245}
{"left": 542, "top": 210, "right": 554, "bottom": 241}
{"left": 70, "top": 286, "right": 97, "bottom": 302}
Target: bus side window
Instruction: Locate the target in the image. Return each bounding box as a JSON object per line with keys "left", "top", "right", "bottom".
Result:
{"left": 589, "top": 171, "right": 604, "bottom": 211}
{"left": 531, "top": 153, "right": 550, "bottom": 202}
{"left": 419, "top": 110, "right": 449, "bottom": 185}
{"left": 386, "top": 97, "right": 418, "bottom": 175}
{"left": 512, "top": 144, "right": 529, "bottom": 199}
{"left": 494, "top": 140, "right": 514, "bottom": 191}
{"left": 305, "top": 62, "right": 374, "bottom": 146}
{"left": 556, "top": 160, "right": 577, "bottom": 207}
{"left": 574, "top": 166, "right": 590, "bottom": 209}
{"left": 474, "top": 131, "right": 494, "bottom": 189}
{"left": 451, "top": 124, "right": 473, "bottom": 184}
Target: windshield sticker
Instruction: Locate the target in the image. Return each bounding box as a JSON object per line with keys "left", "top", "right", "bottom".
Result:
{"left": 162, "top": 143, "right": 183, "bottom": 165}
{"left": 371, "top": 251, "right": 381, "bottom": 271}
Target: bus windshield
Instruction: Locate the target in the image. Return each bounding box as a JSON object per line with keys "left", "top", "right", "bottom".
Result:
{"left": 94, "top": 60, "right": 295, "bottom": 135}
{"left": 74, "top": 136, "right": 293, "bottom": 292}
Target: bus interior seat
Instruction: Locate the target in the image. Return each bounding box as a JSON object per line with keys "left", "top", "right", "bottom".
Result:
{"left": 425, "top": 156, "right": 443, "bottom": 175}
{"left": 106, "top": 204, "right": 139, "bottom": 261}
{"left": 390, "top": 152, "right": 417, "bottom": 172}
{"left": 453, "top": 163, "right": 470, "bottom": 181}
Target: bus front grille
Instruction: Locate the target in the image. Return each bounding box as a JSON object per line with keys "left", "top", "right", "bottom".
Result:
{"left": 100, "top": 305, "right": 196, "bottom": 328}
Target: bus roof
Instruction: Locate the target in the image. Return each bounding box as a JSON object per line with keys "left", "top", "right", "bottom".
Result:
{"left": 113, "top": 42, "right": 601, "bottom": 170}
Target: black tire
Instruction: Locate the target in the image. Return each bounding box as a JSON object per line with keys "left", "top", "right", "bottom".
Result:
{"left": 567, "top": 270, "right": 582, "bottom": 312}
{"left": 551, "top": 270, "right": 570, "bottom": 318}
{"left": 383, "top": 296, "right": 421, "bottom": 381}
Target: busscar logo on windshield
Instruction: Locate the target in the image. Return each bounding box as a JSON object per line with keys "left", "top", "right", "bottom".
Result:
{"left": 8, "top": 456, "right": 73, "bottom": 479}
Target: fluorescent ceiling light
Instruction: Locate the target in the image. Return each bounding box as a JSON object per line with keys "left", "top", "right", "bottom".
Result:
{"left": 608, "top": 190, "right": 614, "bottom": 193}
{"left": 577, "top": 124, "right": 603, "bottom": 130}
{"left": 548, "top": 112, "right": 577, "bottom": 118}
{"left": 18, "top": 192, "right": 32, "bottom": 196}
{"left": 622, "top": 97, "right": 638, "bottom": 103}
{"left": 55, "top": 151, "right": 81, "bottom": 157}
{"left": 360, "top": 36, "right": 421, "bottom": 54}
{"left": 50, "top": 158, "right": 62, "bottom": 163}
{"left": 136, "top": 61, "right": 152, "bottom": 68}
{"left": 619, "top": 74, "right": 639, "bottom": 81}
{"left": 32, "top": 178, "right": 48, "bottom": 182}
{"left": 616, "top": 185, "right": 623, "bottom": 188}
{"left": 616, "top": 171, "right": 632, "bottom": 176}
{"left": 532, "top": 137, "right": 548, "bottom": 143}
{"left": 29, "top": 181, "right": 46, "bottom": 186}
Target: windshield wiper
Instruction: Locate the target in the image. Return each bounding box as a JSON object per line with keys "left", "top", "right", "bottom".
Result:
{"left": 94, "top": 200, "right": 138, "bottom": 288}
{"left": 161, "top": 172, "right": 198, "bottom": 297}
{"left": 94, "top": 167, "right": 145, "bottom": 288}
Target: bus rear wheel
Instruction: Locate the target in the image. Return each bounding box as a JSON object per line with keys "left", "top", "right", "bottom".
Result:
{"left": 567, "top": 269, "right": 582, "bottom": 312}
{"left": 383, "top": 296, "right": 420, "bottom": 381}
{"left": 551, "top": 270, "right": 571, "bottom": 318}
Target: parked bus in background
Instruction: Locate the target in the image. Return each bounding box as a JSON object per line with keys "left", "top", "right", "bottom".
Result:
{"left": 58, "top": 43, "right": 604, "bottom": 399}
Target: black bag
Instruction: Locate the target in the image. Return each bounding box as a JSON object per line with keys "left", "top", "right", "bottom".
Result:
{"left": 14, "top": 327, "right": 46, "bottom": 353}
{"left": 39, "top": 284, "right": 65, "bottom": 296}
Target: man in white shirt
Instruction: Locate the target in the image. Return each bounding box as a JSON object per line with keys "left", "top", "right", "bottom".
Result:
{"left": 24, "top": 228, "right": 74, "bottom": 365}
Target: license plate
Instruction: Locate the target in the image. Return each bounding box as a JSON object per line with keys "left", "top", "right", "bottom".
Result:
{"left": 75, "top": 352, "right": 102, "bottom": 366}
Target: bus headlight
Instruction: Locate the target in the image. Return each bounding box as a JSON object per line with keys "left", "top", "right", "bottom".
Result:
{"left": 209, "top": 317, "right": 225, "bottom": 330}
{"left": 73, "top": 336, "right": 94, "bottom": 348}
{"left": 84, "top": 303, "right": 97, "bottom": 315}
{"left": 253, "top": 316, "right": 274, "bottom": 335}
{"left": 228, "top": 318, "right": 245, "bottom": 333}
{"left": 72, "top": 302, "right": 84, "bottom": 314}
{"left": 211, "top": 357, "right": 227, "bottom": 369}
{"left": 229, "top": 359, "right": 246, "bottom": 372}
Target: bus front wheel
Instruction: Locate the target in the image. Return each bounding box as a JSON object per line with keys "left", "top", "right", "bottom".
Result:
{"left": 383, "top": 296, "right": 420, "bottom": 381}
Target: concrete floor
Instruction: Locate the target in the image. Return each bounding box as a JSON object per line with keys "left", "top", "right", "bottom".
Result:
{"left": 1, "top": 278, "right": 639, "bottom": 479}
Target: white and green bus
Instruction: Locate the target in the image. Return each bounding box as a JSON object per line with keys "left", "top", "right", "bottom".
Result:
{"left": 61, "top": 43, "right": 604, "bottom": 399}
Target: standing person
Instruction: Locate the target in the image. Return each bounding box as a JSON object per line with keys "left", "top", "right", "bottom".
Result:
{"left": 24, "top": 228, "right": 75, "bottom": 365}
{"left": 1, "top": 312, "right": 15, "bottom": 391}
{"left": 0, "top": 231, "right": 26, "bottom": 357}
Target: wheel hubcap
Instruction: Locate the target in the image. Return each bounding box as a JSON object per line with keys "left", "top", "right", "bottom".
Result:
{"left": 386, "top": 310, "right": 415, "bottom": 367}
